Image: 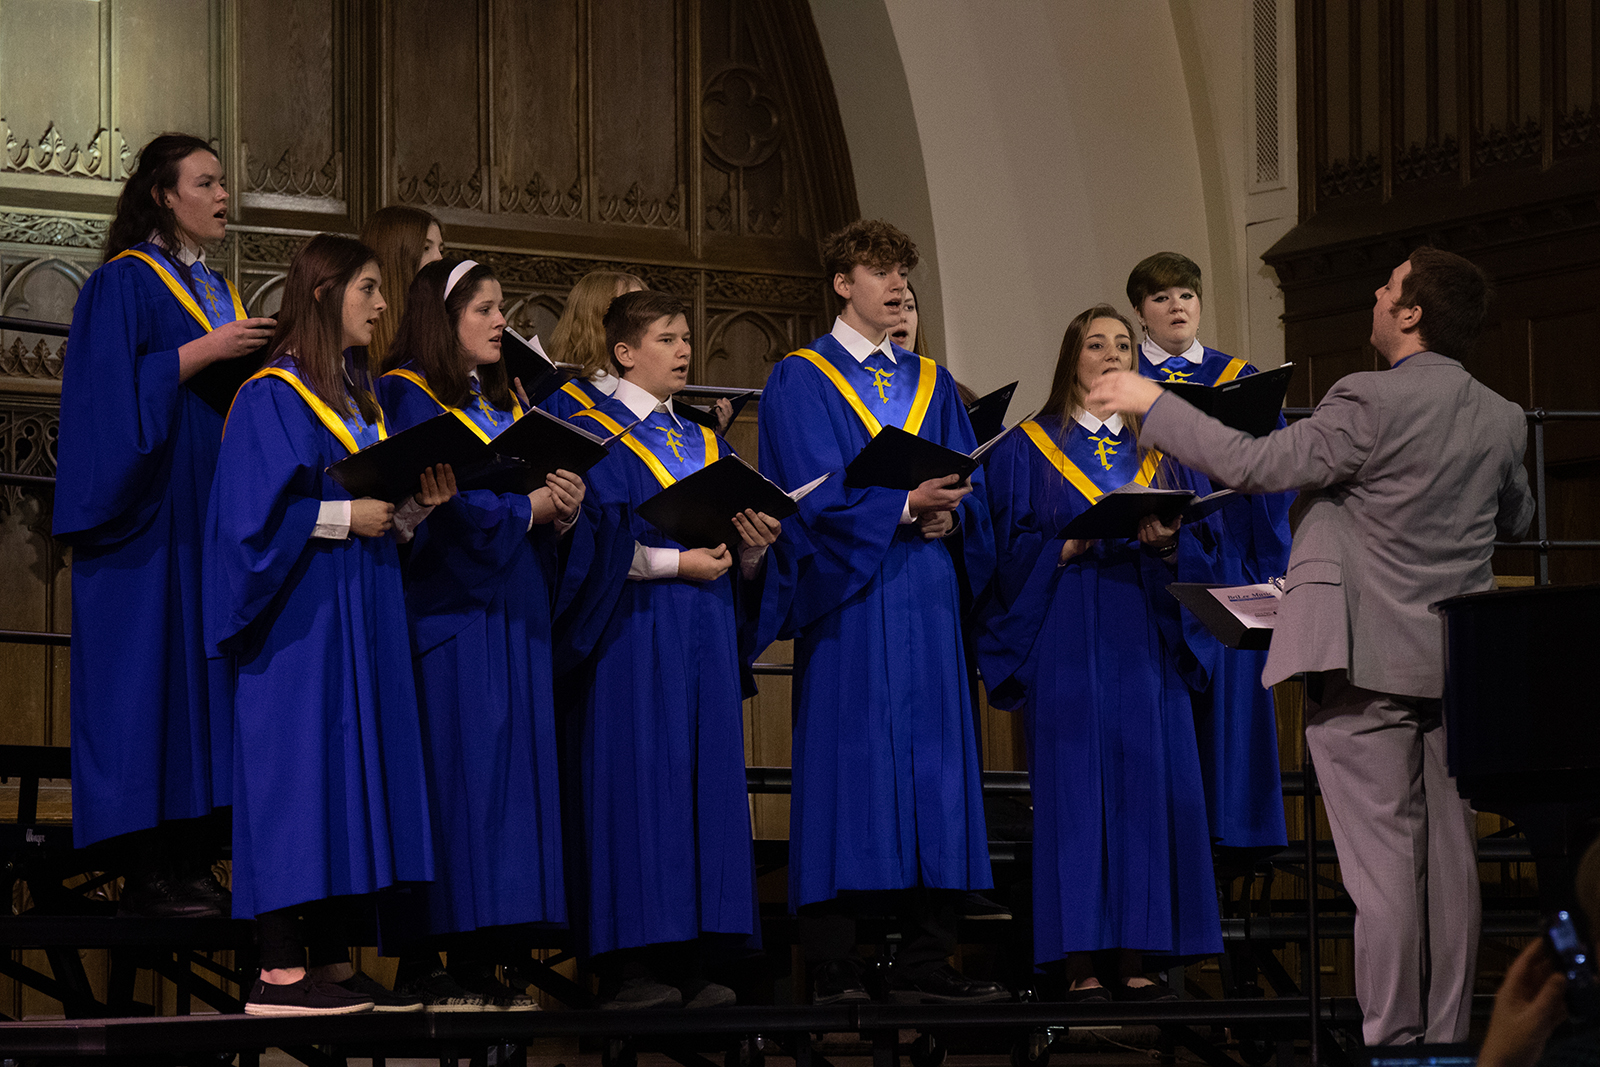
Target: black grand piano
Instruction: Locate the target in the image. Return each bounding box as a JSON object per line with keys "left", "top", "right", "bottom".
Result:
{"left": 1438, "top": 582, "right": 1600, "bottom": 910}
{"left": 1438, "top": 582, "right": 1600, "bottom": 808}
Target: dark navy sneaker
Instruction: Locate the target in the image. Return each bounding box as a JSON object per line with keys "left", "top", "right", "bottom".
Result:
{"left": 886, "top": 964, "right": 1009, "bottom": 1004}
{"left": 334, "top": 971, "right": 425, "bottom": 1013}
{"left": 397, "top": 968, "right": 492, "bottom": 1012}
{"left": 450, "top": 969, "right": 541, "bottom": 1011}
{"left": 245, "top": 976, "right": 374, "bottom": 1016}
{"left": 811, "top": 958, "right": 871, "bottom": 1006}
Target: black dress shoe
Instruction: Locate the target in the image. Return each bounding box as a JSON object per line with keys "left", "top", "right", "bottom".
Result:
{"left": 956, "top": 892, "right": 1013, "bottom": 920}
{"left": 117, "top": 873, "right": 227, "bottom": 918}
{"left": 811, "top": 958, "right": 871, "bottom": 1006}
{"left": 1115, "top": 980, "right": 1178, "bottom": 1002}
{"left": 887, "top": 963, "right": 1009, "bottom": 1004}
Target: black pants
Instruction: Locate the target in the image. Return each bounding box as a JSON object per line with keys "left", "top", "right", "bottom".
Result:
{"left": 798, "top": 887, "right": 959, "bottom": 978}
{"left": 257, "top": 899, "right": 351, "bottom": 972}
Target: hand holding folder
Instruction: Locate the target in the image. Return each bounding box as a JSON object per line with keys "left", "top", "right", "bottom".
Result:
{"left": 1056, "top": 483, "right": 1236, "bottom": 541}
{"left": 471, "top": 406, "right": 637, "bottom": 494}
{"left": 637, "top": 456, "right": 829, "bottom": 550}
{"left": 501, "top": 327, "right": 581, "bottom": 407}
{"left": 842, "top": 418, "right": 1028, "bottom": 492}
{"left": 326, "top": 412, "right": 493, "bottom": 503}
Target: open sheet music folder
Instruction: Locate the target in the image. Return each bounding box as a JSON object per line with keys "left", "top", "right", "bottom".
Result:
{"left": 325, "top": 412, "right": 492, "bottom": 503}
{"left": 637, "top": 457, "right": 828, "bottom": 550}
{"left": 1167, "top": 582, "right": 1280, "bottom": 650}
{"left": 1159, "top": 362, "right": 1294, "bottom": 438}
{"left": 1056, "top": 484, "right": 1236, "bottom": 541}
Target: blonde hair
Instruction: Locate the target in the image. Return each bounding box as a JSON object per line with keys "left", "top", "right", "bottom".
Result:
{"left": 359, "top": 206, "right": 440, "bottom": 371}
{"left": 549, "top": 270, "right": 646, "bottom": 378}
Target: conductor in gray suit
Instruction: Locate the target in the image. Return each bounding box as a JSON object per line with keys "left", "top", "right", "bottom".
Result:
{"left": 1089, "top": 247, "right": 1535, "bottom": 1046}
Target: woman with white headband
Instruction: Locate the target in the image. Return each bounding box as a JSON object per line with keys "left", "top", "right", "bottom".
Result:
{"left": 376, "top": 257, "right": 586, "bottom": 1010}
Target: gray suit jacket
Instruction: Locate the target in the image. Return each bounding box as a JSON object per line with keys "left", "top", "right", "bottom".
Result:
{"left": 1141, "top": 352, "right": 1534, "bottom": 697}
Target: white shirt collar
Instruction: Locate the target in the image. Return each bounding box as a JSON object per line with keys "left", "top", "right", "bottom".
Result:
{"left": 1141, "top": 336, "right": 1203, "bottom": 366}
{"left": 831, "top": 316, "right": 897, "bottom": 364}
{"left": 1073, "top": 408, "right": 1125, "bottom": 435}
{"left": 148, "top": 230, "right": 205, "bottom": 268}
{"left": 613, "top": 376, "right": 679, "bottom": 425}
{"left": 588, "top": 368, "right": 620, "bottom": 396}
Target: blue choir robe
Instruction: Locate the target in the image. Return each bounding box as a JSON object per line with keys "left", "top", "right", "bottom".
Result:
{"left": 756, "top": 336, "right": 996, "bottom": 909}
{"left": 53, "top": 243, "right": 245, "bottom": 846}
{"left": 377, "top": 369, "right": 570, "bottom": 935}
{"left": 977, "top": 414, "right": 1222, "bottom": 964}
{"left": 204, "top": 362, "right": 433, "bottom": 918}
{"left": 1139, "top": 346, "right": 1291, "bottom": 849}
{"left": 538, "top": 377, "right": 611, "bottom": 421}
{"left": 556, "top": 396, "right": 790, "bottom": 957}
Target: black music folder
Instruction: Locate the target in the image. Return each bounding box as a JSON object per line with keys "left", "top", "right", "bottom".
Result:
{"left": 637, "top": 457, "right": 828, "bottom": 550}
{"left": 1167, "top": 582, "right": 1279, "bottom": 650}
{"left": 964, "top": 381, "right": 1018, "bottom": 443}
{"left": 842, "top": 418, "right": 1028, "bottom": 491}
{"left": 326, "top": 412, "right": 491, "bottom": 503}
{"left": 502, "top": 328, "right": 579, "bottom": 406}
{"left": 676, "top": 390, "right": 757, "bottom": 431}
{"left": 189, "top": 343, "right": 271, "bottom": 416}
{"left": 1057, "top": 484, "right": 1236, "bottom": 541}
{"left": 1159, "top": 362, "right": 1294, "bottom": 438}
{"left": 483, "top": 405, "right": 633, "bottom": 492}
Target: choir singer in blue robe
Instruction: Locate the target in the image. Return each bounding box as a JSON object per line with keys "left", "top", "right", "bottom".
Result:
{"left": 376, "top": 258, "right": 584, "bottom": 1009}
{"left": 977, "top": 305, "right": 1222, "bottom": 1001}
{"left": 1126, "top": 252, "right": 1291, "bottom": 855}
{"left": 205, "top": 234, "right": 453, "bottom": 1016}
{"left": 53, "top": 133, "right": 276, "bottom": 915}
{"left": 557, "top": 289, "right": 792, "bottom": 1010}
{"left": 756, "top": 219, "right": 1006, "bottom": 1006}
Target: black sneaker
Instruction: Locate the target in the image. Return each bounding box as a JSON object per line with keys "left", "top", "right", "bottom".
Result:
{"left": 334, "top": 971, "right": 426, "bottom": 1013}
{"left": 600, "top": 976, "right": 683, "bottom": 1010}
{"left": 397, "top": 968, "right": 492, "bottom": 1012}
{"left": 681, "top": 981, "right": 737, "bottom": 1009}
{"left": 1115, "top": 979, "right": 1178, "bottom": 1002}
{"left": 450, "top": 969, "right": 541, "bottom": 1011}
{"left": 886, "top": 963, "right": 1009, "bottom": 1004}
{"left": 117, "top": 872, "right": 228, "bottom": 919}
{"left": 245, "top": 976, "right": 374, "bottom": 1016}
{"left": 956, "top": 891, "right": 1013, "bottom": 921}
{"left": 811, "top": 958, "right": 871, "bottom": 1006}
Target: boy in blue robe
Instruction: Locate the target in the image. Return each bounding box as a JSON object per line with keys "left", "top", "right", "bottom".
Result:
{"left": 53, "top": 134, "right": 274, "bottom": 915}
{"left": 1126, "top": 252, "right": 1292, "bottom": 855}
{"left": 558, "top": 290, "right": 792, "bottom": 1010}
{"left": 756, "top": 219, "right": 1006, "bottom": 1005}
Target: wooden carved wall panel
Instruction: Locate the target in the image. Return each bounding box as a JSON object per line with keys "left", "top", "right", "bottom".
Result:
{"left": 110, "top": 0, "right": 217, "bottom": 162}
{"left": 491, "top": 0, "right": 584, "bottom": 220}
{"left": 591, "top": 0, "right": 683, "bottom": 228}
{"left": 0, "top": 0, "right": 109, "bottom": 182}
{"left": 240, "top": 0, "right": 343, "bottom": 208}
{"left": 391, "top": 0, "right": 486, "bottom": 211}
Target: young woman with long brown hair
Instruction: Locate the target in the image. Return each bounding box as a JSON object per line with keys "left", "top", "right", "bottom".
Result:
{"left": 359, "top": 205, "right": 443, "bottom": 371}
{"left": 976, "top": 304, "right": 1220, "bottom": 1001}
{"left": 205, "top": 233, "right": 453, "bottom": 1015}
{"left": 54, "top": 133, "right": 275, "bottom": 915}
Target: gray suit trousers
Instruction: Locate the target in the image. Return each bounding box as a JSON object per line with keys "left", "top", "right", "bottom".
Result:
{"left": 1303, "top": 671, "right": 1480, "bottom": 1046}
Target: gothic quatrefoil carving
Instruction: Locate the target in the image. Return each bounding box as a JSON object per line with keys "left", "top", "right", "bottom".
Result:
{"left": 702, "top": 67, "right": 781, "bottom": 170}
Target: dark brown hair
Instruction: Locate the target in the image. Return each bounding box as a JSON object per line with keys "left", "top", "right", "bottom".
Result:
{"left": 821, "top": 219, "right": 920, "bottom": 281}
{"left": 603, "top": 290, "right": 689, "bottom": 376}
{"left": 549, "top": 270, "right": 646, "bottom": 379}
{"left": 360, "top": 205, "right": 441, "bottom": 371}
{"left": 1397, "top": 246, "right": 1493, "bottom": 360}
{"left": 267, "top": 234, "right": 383, "bottom": 424}
{"left": 387, "top": 258, "right": 513, "bottom": 411}
{"left": 1042, "top": 303, "right": 1141, "bottom": 431}
{"left": 1125, "top": 251, "right": 1203, "bottom": 310}
{"left": 105, "top": 134, "right": 218, "bottom": 260}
